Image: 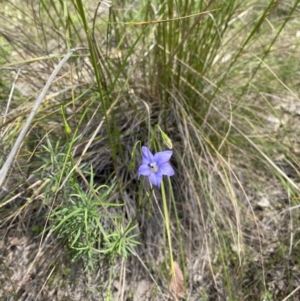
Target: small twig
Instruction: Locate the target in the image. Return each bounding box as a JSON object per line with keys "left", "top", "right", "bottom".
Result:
{"left": 0, "top": 47, "right": 84, "bottom": 189}
{"left": 281, "top": 285, "right": 300, "bottom": 301}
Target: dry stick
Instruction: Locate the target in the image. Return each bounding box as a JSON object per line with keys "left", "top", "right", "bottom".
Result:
{"left": 281, "top": 285, "right": 300, "bottom": 301}
{"left": 0, "top": 47, "right": 84, "bottom": 189}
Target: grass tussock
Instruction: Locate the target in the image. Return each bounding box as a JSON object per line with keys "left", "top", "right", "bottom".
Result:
{"left": 1, "top": 0, "right": 300, "bottom": 300}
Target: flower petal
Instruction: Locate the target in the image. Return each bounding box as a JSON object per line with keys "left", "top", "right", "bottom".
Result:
{"left": 159, "top": 162, "right": 175, "bottom": 176}
{"left": 148, "top": 172, "right": 163, "bottom": 188}
{"left": 138, "top": 164, "right": 151, "bottom": 177}
{"left": 154, "top": 150, "right": 173, "bottom": 165}
{"left": 142, "top": 146, "right": 154, "bottom": 165}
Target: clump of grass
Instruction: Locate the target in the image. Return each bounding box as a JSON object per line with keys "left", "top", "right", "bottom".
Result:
{"left": 1, "top": 0, "right": 300, "bottom": 300}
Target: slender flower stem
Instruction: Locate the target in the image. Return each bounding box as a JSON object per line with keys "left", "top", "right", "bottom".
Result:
{"left": 161, "top": 181, "right": 175, "bottom": 278}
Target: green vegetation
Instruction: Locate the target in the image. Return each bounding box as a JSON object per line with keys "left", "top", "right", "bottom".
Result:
{"left": 1, "top": 0, "right": 300, "bottom": 300}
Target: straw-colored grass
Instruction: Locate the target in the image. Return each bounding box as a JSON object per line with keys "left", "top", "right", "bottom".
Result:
{"left": 1, "top": 0, "right": 300, "bottom": 300}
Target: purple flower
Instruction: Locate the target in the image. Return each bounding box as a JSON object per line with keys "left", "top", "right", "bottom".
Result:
{"left": 138, "top": 146, "right": 175, "bottom": 188}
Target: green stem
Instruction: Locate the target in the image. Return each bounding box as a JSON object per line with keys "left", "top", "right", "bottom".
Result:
{"left": 161, "top": 181, "right": 174, "bottom": 278}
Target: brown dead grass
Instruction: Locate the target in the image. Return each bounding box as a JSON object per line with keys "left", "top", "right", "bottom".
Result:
{"left": 1, "top": 1, "right": 300, "bottom": 301}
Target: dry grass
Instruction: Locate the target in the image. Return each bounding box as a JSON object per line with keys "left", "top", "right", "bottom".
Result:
{"left": 1, "top": 1, "right": 300, "bottom": 300}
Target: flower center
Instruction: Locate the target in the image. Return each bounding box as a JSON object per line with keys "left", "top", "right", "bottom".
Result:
{"left": 148, "top": 162, "right": 158, "bottom": 173}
